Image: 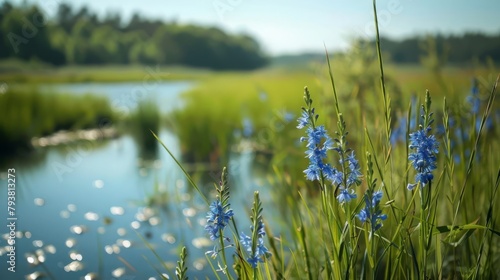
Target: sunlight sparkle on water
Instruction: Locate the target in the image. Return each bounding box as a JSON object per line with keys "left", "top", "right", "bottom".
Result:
{"left": 161, "top": 233, "right": 176, "bottom": 244}
{"left": 60, "top": 210, "right": 70, "bottom": 219}
{"left": 37, "top": 254, "right": 45, "bottom": 263}
{"left": 64, "top": 260, "right": 84, "bottom": 272}
{"left": 44, "top": 245, "right": 56, "bottom": 254}
{"left": 149, "top": 216, "right": 160, "bottom": 226}
{"left": 117, "top": 228, "right": 127, "bottom": 236}
{"left": 110, "top": 206, "right": 125, "bottom": 215}
{"left": 26, "top": 253, "right": 38, "bottom": 265}
{"left": 67, "top": 204, "right": 77, "bottom": 212}
{"left": 191, "top": 237, "right": 211, "bottom": 249}
{"left": 69, "top": 250, "right": 83, "bottom": 261}
{"left": 65, "top": 238, "right": 76, "bottom": 248}
{"left": 26, "top": 271, "right": 43, "bottom": 280}
{"left": 193, "top": 258, "right": 206, "bottom": 271}
{"left": 84, "top": 273, "right": 98, "bottom": 280}
{"left": 112, "top": 244, "right": 120, "bottom": 254}
{"left": 182, "top": 207, "right": 196, "bottom": 217}
{"left": 121, "top": 240, "right": 132, "bottom": 248}
{"left": 70, "top": 225, "right": 87, "bottom": 235}
{"left": 131, "top": 221, "right": 140, "bottom": 229}
{"left": 93, "top": 179, "right": 104, "bottom": 188}
{"left": 104, "top": 245, "right": 113, "bottom": 254}
{"left": 84, "top": 212, "right": 99, "bottom": 221}
{"left": 33, "top": 198, "right": 45, "bottom": 206}
{"left": 112, "top": 267, "right": 125, "bottom": 277}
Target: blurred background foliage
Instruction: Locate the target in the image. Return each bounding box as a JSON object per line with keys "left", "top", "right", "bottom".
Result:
{"left": 2, "top": 2, "right": 500, "bottom": 71}
{"left": 0, "top": 1, "right": 498, "bottom": 166}
{"left": 0, "top": 2, "right": 268, "bottom": 70}
{"left": 0, "top": 87, "right": 116, "bottom": 154}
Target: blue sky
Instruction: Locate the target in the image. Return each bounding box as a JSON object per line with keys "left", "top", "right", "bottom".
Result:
{"left": 11, "top": 0, "right": 500, "bottom": 55}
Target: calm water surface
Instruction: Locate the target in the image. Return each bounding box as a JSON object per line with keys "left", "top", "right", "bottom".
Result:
{"left": 0, "top": 82, "right": 274, "bottom": 279}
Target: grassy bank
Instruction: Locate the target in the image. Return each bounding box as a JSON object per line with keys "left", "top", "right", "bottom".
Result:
{"left": 0, "top": 60, "right": 212, "bottom": 84}
{"left": 0, "top": 85, "right": 164, "bottom": 157}
{"left": 0, "top": 87, "right": 116, "bottom": 155}
{"left": 170, "top": 69, "right": 321, "bottom": 163}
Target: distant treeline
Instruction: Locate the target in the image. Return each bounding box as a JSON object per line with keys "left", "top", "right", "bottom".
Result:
{"left": 378, "top": 33, "right": 500, "bottom": 64}
{"left": 0, "top": 2, "right": 268, "bottom": 70}
{"left": 272, "top": 33, "right": 500, "bottom": 67}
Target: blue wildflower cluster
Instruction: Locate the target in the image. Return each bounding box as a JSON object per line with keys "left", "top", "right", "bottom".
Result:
{"left": 390, "top": 95, "right": 418, "bottom": 145}
{"left": 390, "top": 96, "right": 417, "bottom": 145}
{"left": 465, "top": 78, "right": 495, "bottom": 133}
{"left": 204, "top": 168, "right": 234, "bottom": 242}
{"left": 407, "top": 92, "right": 439, "bottom": 190}
{"left": 390, "top": 115, "right": 408, "bottom": 145}
{"left": 357, "top": 190, "right": 387, "bottom": 232}
{"left": 240, "top": 191, "right": 271, "bottom": 268}
{"left": 466, "top": 78, "right": 480, "bottom": 115}
{"left": 301, "top": 124, "right": 339, "bottom": 183}
{"left": 205, "top": 199, "right": 234, "bottom": 240}
{"left": 298, "top": 87, "right": 361, "bottom": 203}
{"left": 407, "top": 128, "right": 439, "bottom": 190}
{"left": 240, "top": 221, "right": 271, "bottom": 268}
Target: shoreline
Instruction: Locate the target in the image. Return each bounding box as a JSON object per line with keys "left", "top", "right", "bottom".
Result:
{"left": 31, "top": 127, "right": 119, "bottom": 148}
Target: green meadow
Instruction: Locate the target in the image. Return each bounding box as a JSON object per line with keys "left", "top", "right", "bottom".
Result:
{"left": 165, "top": 57, "right": 500, "bottom": 278}
{"left": 1, "top": 47, "right": 499, "bottom": 280}
{"left": 159, "top": 38, "right": 500, "bottom": 278}
{"left": 2, "top": 1, "right": 500, "bottom": 279}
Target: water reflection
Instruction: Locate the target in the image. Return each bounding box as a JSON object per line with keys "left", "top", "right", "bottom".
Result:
{"left": 1, "top": 130, "right": 273, "bottom": 279}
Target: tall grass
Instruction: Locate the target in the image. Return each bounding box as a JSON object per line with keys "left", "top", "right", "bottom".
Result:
{"left": 157, "top": 1, "right": 500, "bottom": 279}
{"left": 170, "top": 71, "right": 320, "bottom": 164}
{"left": 0, "top": 87, "right": 116, "bottom": 155}
{"left": 127, "top": 100, "right": 161, "bottom": 157}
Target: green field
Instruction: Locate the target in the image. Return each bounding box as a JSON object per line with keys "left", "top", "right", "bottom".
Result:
{"left": 1, "top": 55, "right": 499, "bottom": 278}
{"left": 165, "top": 58, "right": 500, "bottom": 278}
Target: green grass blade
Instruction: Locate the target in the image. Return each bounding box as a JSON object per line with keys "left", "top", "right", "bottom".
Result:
{"left": 151, "top": 130, "right": 209, "bottom": 205}
{"left": 452, "top": 75, "right": 499, "bottom": 227}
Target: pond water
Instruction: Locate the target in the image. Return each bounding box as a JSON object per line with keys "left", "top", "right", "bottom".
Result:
{"left": 41, "top": 81, "right": 194, "bottom": 114}
{"left": 0, "top": 82, "right": 276, "bottom": 279}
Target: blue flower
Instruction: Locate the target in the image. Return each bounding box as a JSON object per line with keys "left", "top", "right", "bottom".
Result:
{"left": 297, "top": 89, "right": 361, "bottom": 201}
{"left": 297, "top": 110, "right": 311, "bottom": 129}
{"left": 240, "top": 220, "right": 271, "bottom": 268}
{"left": 372, "top": 190, "right": 383, "bottom": 205}
{"left": 357, "top": 190, "right": 387, "bottom": 232}
{"left": 391, "top": 96, "right": 418, "bottom": 145}
{"left": 246, "top": 254, "right": 261, "bottom": 268}
{"left": 466, "top": 78, "right": 480, "bottom": 115}
{"left": 242, "top": 118, "right": 253, "bottom": 137}
{"left": 346, "top": 151, "right": 362, "bottom": 186}
{"left": 240, "top": 233, "right": 252, "bottom": 249}
{"left": 357, "top": 208, "right": 369, "bottom": 223}
{"left": 407, "top": 127, "right": 439, "bottom": 190}
{"left": 391, "top": 115, "right": 408, "bottom": 145}
{"left": 255, "top": 238, "right": 270, "bottom": 257}
{"left": 204, "top": 200, "right": 234, "bottom": 240}
{"left": 301, "top": 125, "right": 342, "bottom": 184}
{"left": 337, "top": 188, "right": 357, "bottom": 203}
{"left": 284, "top": 112, "right": 295, "bottom": 123}
{"left": 205, "top": 245, "right": 219, "bottom": 259}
